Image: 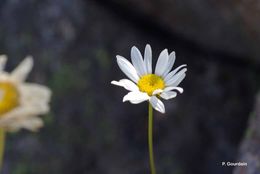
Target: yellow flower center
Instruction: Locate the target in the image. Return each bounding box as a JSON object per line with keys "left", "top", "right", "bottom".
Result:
{"left": 0, "top": 82, "right": 19, "bottom": 116}
{"left": 137, "top": 74, "right": 165, "bottom": 96}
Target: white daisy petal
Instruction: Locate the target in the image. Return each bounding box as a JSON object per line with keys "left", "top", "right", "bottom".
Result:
{"left": 149, "top": 96, "right": 165, "bottom": 113}
{"left": 152, "top": 89, "right": 163, "bottom": 95}
{"left": 0, "top": 55, "right": 7, "bottom": 71}
{"left": 111, "top": 79, "right": 139, "bottom": 92}
{"left": 165, "top": 68, "right": 187, "bottom": 86}
{"left": 11, "top": 56, "right": 33, "bottom": 82}
{"left": 164, "top": 64, "right": 187, "bottom": 82}
{"left": 123, "top": 91, "right": 150, "bottom": 104}
{"left": 162, "top": 51, "right": 176, "bottom": 77}
{"left": 160, "top": 91, "right": 177, "bottom": 100}
{"left": 164, "top": 86, "right": 184, "bottom": 93}
{"left": 131, "top": 46, "right": 146, "bottom": 75}
{"left": 170, "top": 73, "right": 186, "bottom": 87}
{"left": 116, "top": 55, "right": 140, "bottom": 83}
{"left": 144, "top": 44, "right": 152, "bottom": 74}
{"left": 155, "top": 49, "right": 169, "bottom": 76}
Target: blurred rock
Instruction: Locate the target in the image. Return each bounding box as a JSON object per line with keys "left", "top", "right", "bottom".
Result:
{"left": 106, "top": 0, "right": 260, "bottom": 62}
{"left": 234, "top": 93, "right": 260, "bottom": 174}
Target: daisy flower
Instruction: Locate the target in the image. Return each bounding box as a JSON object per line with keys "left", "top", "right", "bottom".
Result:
{"left": 111, "top": 44, "right": 187, "bottom": 113}
{"left": 0, "top": 55, "right": 51, "bottom": 132}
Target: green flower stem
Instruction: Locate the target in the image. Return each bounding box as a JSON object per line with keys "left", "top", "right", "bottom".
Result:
{"left": 148, "top": 103, "right": 156, "bottom": 174}
{"left": 0, "top": 128, "right": 5, "bottom": 171}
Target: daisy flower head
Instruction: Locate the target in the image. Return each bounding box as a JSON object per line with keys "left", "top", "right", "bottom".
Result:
{"left": 111, "top": 44, "right": 187, "bottom": 113}
{"left": 0, "top": 55, "right": 51, "bottom": 132}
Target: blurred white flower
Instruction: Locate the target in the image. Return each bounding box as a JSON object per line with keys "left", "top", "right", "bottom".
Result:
{"left": 0, "top": 55, "right": 51, "bottom": 132}
{"left": 111, "top": 45, "right": 187, "bottom": 113}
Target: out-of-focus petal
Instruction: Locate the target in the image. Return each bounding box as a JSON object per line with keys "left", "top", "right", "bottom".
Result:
{"left": 11, "top": 56, "right": 33, "bottom": 82}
